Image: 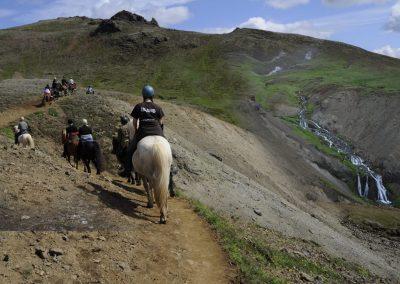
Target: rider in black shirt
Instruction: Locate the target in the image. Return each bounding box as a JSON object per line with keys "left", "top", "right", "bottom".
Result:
{"left": 125, "top": 85, "right": 165, "bottom": 176}
{"left": 62, "top": 119, "right": 78, "bottom": 158}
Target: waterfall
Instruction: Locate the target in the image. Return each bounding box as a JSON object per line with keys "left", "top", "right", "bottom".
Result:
{"left": 298, "top": 96, "right": 391, "bottom": 204}
{"left": 357, "top": 175, "right": 362, "bottom": 196}
{"left": 267, "top": 66, "right": 282, "bottom": 76}
{"left": 364, "top": 176, "right": 369, "bottom": 197}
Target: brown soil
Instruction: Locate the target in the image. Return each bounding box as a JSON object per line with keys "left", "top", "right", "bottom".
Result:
{"left": 1, "top": 81, "right": 399, "bottom": 282}
{"left": 0, "top": 98, "right": 233, "bottom": 283}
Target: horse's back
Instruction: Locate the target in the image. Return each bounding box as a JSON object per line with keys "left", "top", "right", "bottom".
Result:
{"left": 138, "top": 136, "right": 171, "bottom": 157}
{"left": 133, "top": 136, "right": 172, "bottom": 175}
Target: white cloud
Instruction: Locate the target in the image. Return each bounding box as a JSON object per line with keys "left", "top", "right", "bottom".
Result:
{"left": 202, "top": 27, "right": 235, "bottom": 34}
{"left": 203, "top": 17, "right": 332, "bottom": 38}
{"left": 265, "top": 0, "right": 309, "bottom": 9}
{"left": 239, "top": 17, "right": 333, "bottom": 38}
{"left": 385, "top": 1, "right": 400, "bottom": 32}
{"left": 323, "top": 0, "right": 389, "bottom": 6}
{"left": 14, "top": 0, "right": 194, "bottom": 27}
{"left": 374, "top": 45, "right": 400, "bottom": 58}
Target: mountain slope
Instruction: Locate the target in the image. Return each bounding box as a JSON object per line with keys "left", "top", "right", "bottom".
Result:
{"left": 1, "top": 11, "right": 400, "bottom": 281}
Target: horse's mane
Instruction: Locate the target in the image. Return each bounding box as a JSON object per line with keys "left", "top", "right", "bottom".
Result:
{"left": 127, "top": 119, "right": 136, "bottom": 141}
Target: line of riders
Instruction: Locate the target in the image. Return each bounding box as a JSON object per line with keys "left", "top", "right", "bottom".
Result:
{"left": 15, "top": 83, "right": 173, "bottom": 223}
{"left": 42, "top": 76, "right": 95, "bottom": 105}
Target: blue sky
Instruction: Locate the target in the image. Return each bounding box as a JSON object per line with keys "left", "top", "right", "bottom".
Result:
{"left": 0, "top": 0, "right": 400, "bottom": 57}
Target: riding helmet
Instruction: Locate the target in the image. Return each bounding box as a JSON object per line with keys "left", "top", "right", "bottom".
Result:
{"left": 68, "top": 119, "right": 74, "bottom": 124}
{"left": 142, "top": 85, "right": 155, "bottom": 99}
{"left": 120, "top": 115, "right": 129, "bottom": 125}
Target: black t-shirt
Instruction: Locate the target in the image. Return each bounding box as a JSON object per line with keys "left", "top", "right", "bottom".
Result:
{"left": 131, "top": 101, "right": 164, "bottom": 138}
{"left": 66, "top": 124, "right": 78, "bottom": 134}
{"left": 131, "top": 101, "right": 164, "bottom": 129}
{"left": 79, "top": 125, "right": 93, "bottom": 136}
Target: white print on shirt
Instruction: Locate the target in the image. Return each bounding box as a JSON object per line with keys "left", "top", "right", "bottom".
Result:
{"left": 141, "top": 107, "right": 156, "bottom": 114}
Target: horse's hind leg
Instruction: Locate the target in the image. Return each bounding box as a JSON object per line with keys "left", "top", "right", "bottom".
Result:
{"left": 160, "top": 204, "right": 168, "bottom": 224}
{"left": 135, "top": 172, "right": 141, "bottom": 186}
{"left": 169, "top": 171, "right": 175, "bottom": 197}
{"left": 143, "top": 177, "right": 153, "bottom": 209}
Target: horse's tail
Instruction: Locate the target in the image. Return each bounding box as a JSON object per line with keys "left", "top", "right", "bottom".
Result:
{"left": 27, "top": 134, "right": 35, "bottom": 149}
{"left": 94, "top": 141, "right": 105, "bottom": 172}
{"left": 152, "top": 142, "right": 170, "bottom": 217}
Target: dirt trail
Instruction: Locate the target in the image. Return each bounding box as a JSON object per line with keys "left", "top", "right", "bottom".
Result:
{"left": 0, "top": 102, "right": 233, "bottom": 283}
{"left": 0, "top": 99, "right": 48, "bottom": 128}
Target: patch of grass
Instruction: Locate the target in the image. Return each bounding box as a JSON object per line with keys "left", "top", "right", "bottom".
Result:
{"left": 34, "top": 111, "right": 44, "bottom": 118}
{"left": 0, "top": 126, "right": 14, "bottom": 140}
{"left": 190, "top": 199, "right": 352, "bottom": 283}
{"left": 345, "top": 205, "right": 400, "bottom": 230}
{"left": 393, "top": 197, "right": 400, "bottom": 209}
{"left": 48, "top": 108, "right": 58, "bottom": 117}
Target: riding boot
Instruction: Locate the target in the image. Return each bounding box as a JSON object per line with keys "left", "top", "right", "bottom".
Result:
{"left": 62, "top": 143, "right": 67, "bottom": 158}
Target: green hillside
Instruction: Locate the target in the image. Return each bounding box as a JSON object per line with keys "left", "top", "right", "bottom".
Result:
{"left": 1, "top": 11, "right": 400, "bottom": 125}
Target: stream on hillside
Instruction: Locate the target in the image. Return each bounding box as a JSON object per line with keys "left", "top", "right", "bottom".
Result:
{"left": 298, "top": 96, "right": 391, "bottom": 204}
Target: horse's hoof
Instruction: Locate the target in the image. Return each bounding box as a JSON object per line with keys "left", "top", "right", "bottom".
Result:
{"left": 147, "top": 204, "right": 153, "bottom": 209}
{"left": 159, "top": 218, "right": 167, "bottom": 225}
{"left": 136, "top": 181, "right": 142, "bottom": 186}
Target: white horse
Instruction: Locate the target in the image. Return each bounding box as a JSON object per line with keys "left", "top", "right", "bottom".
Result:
{"left": 14, "top": 125, "right": 35, "bottom": 149}
{"left": 132, "top": 135, "right": 172, "bottom": 224}
{"left": 18, "top": 133, "right": 35, "bottom": 149}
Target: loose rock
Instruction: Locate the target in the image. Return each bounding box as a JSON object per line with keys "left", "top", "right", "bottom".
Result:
{"left": 35, "top": 247, "right": 47, "bottom": 259}
{"left": 49, "top": 248, "right": 63, "bottom": 257}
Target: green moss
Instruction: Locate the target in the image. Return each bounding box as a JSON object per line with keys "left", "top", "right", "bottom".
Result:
{"left": 0, "top": 127, "right": 14, "bottom": 140}
{"left": 34, "top": 111, "right": 44, "bottom": 118}
{"left": 48, "top": 108, "right": 59, "bottom": 117}
{"left": 346, "top": 205, "right": 400, "bottom": 230}
{"left": 190, "top": 199, "right": 361, "bottom": 283}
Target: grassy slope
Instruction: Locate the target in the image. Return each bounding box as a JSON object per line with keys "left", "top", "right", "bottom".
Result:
{"left": 1, "top": 19, "right": 400, "bottom": 125}
{"left": 191, "top": 198, "right": 376, "bottom": 283}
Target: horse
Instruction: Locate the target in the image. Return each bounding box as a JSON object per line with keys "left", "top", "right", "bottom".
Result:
{"left": 18, "top": 133, "right": 35, "bottom": 149}
{"left": 132, "top": 136, "right": 172, "bottom": 224}
{"left": 41, "top": 92, "right": 54, "bottom": 106}
{"left": 125, "top": 119, "right": 141, "bottom": 185}
{"left": 78, "top": 141, "right": 104, "bottom": 175}
{"left": 62, "top": 130, "right": 79, "bottom": 169}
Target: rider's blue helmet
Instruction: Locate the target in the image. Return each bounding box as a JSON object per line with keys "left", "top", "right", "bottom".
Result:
{"left": 142, "top": 85, "right": 154, "bottom": 100}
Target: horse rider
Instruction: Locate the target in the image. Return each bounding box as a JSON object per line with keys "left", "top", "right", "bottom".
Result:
{"left": 18, "top": 117, "right": 29, "bottom": 136}
{"left": 69, "top": 78, "right": 75, "bottom": 86}
{"left": 77, "top": 119, "right": 93, "bottom": 157}
{"left": 86, "top": 85, "right": 95, "bottom": 95}
{"left": 52, "top": 77, "right": 57, "bottom": 90}
{"left": 113, "top": 115, "right": 130, "bottom": 176}
{"left": 78, "top": 119, "right": 93, "bottom": 142}
{"left": 126, "top": 85, "right": 164, "bottom": 174}
{"left": 62, "top": 119, "right": 78, "bottom": 158}
{"left": 61, "top": 76, "right": 68, "bottom": 87}
{"left": 14, "top": 117, "right": 29, "bottom": 145}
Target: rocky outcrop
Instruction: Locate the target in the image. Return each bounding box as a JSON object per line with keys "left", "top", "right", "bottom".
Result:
{"left": 91, "top": 20, "right": 121, "bottom": 35}
{"left": 110, "top": 10, "right": 158, "bottom": 26}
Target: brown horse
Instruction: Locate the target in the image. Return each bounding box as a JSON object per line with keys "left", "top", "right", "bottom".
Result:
{"left": 62, "top": 130, "right": 79, "bottom": 169}
{"left": 41, "top": 92, "right": 54, "bottom": 106}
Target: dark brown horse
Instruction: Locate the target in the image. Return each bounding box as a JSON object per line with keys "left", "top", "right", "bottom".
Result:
{"left": 62, "top": 130, "right": 79, "bottom": 169}
{"left": 41, "top": 92, "right": 54, "bottom": 106}
{"left": 78, "top": 141, "right": 104, "bottom": 175}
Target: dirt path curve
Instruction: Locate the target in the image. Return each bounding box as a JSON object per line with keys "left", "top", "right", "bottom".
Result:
{"left": 0, "top": 99, "right": 44, "bottom": 127}
{"left": 0, "top": 100, "right": 234, "bottom": 282}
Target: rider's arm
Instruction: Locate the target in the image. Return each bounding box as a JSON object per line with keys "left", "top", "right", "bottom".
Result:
{"left": 132, "top": 118, "right": 138, "bottom": 132}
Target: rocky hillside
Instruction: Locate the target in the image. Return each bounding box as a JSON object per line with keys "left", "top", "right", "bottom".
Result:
{"left": 1, "top": 11, "right": 400, "bottom": 199}
{"left": 0, "top": 79, "right": 399, "bottom": 282}
{"left": 1, "top": 10, "right": 400, "bottom": 282}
